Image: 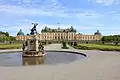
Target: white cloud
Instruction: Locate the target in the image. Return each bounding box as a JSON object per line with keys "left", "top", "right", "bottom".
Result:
{"left": 0, "top": 0, "right": 65, "bottom": 16}
{"left": 0, "top": 2, "right": 104, "bottom": 36}
{"left": 1, "top": 19, "right": 119, "bottom": 36}
{"left": 89, "top": 0, "right": 119, "bottom": 5}
{"left": 0, "top": 0, "right": 115, "bottom": 36}
{"left": 0, "top": 24, "right": 31, "bottom": 35}
{"left": 102, "top": 28, "right": 120, "bottom": 35}
{"left": 0, "top": 3, "right": 103, "bottom": 21}
{"left": 0, "top": 0, "right": 104, "bottom": 20}
{"left": 0, "top": 23, "right": 74, "bottom": 36}
{"left": 108, "top": 11, "right": 117, "bottom": 14}
{"left": 0, "top": 4, "right": 52, "bottom": 16}
{"left": 77, "top": 11, "right": 102, "bottom": 19}
{"left": 79, "top": 26, "right": 104, "bottom": 30}
{"left": 0, "top": 4, "right": 70, "bottom": 19}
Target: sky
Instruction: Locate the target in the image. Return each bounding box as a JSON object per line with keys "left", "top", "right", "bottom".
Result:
{"left": 0, "top": 0, "right": 120, "bottom": 36}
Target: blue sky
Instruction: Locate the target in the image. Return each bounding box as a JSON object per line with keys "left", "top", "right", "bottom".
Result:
{"left": 0, "top": 0, "right": 120, "bottom": 36}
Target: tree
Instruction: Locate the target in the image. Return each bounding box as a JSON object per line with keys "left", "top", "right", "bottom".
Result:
{"left": 5, "top": 32, "right": 9, "bottom": 37}
{"left": 5, "top": 37, "right": 9, "bottom": 41}
{"left": 101, "top": 37, "right": 105, "bottom": 44}
{"left": 71, "top": 42, "right": 73, "bottom": 46}
{"left": 61, "top": 41, "right": 69, "bottom": 49}
{"left": 2, "top": 37, "right": 5, "bottom": 41}
{"left": 101, "top": 35, "right": 120, "bottom": 45}
{"left": 62, "top": 41, "right": 67, "bottom": 47}
{"left": 74, "top": 42, "right": 77, "bottom": 46}
{"left": 10, "top": 36, "right": 16, "bottom": 41}
{"left": 0, "top": 37, "right": 2, "bottom": 41}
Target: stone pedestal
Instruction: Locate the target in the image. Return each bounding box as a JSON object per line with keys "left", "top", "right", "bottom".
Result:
{"left": 23, "top": 35, "right": 45, "bottom": 57}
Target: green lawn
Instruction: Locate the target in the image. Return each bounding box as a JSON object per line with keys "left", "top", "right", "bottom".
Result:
{"left": 74, "top": 43, "right": 120, "bottom": 51}
{"left": 0, "top": 43, "right": 22, "bottom": 49}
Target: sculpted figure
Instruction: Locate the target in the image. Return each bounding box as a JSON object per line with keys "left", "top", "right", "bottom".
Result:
{"left": 30, "top": 23, "right": 38, "bottom": 35}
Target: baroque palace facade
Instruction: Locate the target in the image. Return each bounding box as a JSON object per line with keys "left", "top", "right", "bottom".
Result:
{"left": 16, "top": 26, "right": 102, "bottom": 41}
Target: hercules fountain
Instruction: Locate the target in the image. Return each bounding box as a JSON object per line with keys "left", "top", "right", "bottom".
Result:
{"left": 0, "top": 23, "right": 86, "bottom": 66}
{"left": 22, "top": 23, "right": 45, "bottom": 57}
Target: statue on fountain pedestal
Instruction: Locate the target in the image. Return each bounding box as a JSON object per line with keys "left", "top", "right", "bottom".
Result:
{"left": 22, "top": 43, "right": 25, "bottom": 51}
{"left": 30, "top": 23, "right": 38, "bottom": 35}
{"left": 22, "top": 23, "right": 45, "bottom": 57}
{"left": 38, "top": 42, "right": 44, "bottom": 54}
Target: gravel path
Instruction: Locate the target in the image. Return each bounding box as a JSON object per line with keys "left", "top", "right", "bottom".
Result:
{"left": 0, "top": 44, "right": 120, "bottom": 80}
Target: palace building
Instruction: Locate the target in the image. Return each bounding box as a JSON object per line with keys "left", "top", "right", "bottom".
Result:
{"left": 16, "top": 27, "right": 102, "bottom": 41}
{"left": 75, "top": 30, "right": 102, "bottom": 41}
{"left": 16, "top": 29, "right": 29, "bottom": 41}
{"left": 40, "top": 26, "right": 76, "bottom": 41}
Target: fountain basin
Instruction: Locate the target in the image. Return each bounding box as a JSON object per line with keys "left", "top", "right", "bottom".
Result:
{"left": 0, "top": 50, "right": 86, "bottom": 66}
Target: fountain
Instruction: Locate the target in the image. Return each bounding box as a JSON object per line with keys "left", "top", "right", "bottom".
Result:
{"left": 22, "top": 23, "right": 45, "bottom": 57}
{"left": 0, "top": 23, "right": 86, "bottom": 66}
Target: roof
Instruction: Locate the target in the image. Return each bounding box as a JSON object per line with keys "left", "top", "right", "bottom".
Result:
{"left": 17, "top": 29, "right": 24, "bottom": 36}
{"left": 41, "top": 26, "right": 76, "bottom": 32}
{"left": 94, "top": 30, "right": 101, "bottom": 35}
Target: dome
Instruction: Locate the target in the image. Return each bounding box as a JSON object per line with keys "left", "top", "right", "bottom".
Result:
{"left": 17, "top": 29, "right": 24, "bottom": 36}
{"left": 94, "top": 30, "right": 101, "bottom": 35}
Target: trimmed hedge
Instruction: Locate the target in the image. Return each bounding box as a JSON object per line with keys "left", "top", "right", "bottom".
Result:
{"left": 74, "top": 44, "right": 120, "bottom": 51}
{"left": 74, "top": 42, "right": 77, "bottom": 46}
{"left": 61, "top": 46, "right": 69, "bottom": 49}
{"left": 61, "top": 41, "right": 69, "bottom": 49}
{"left": 48, "top": 42, "right": 52, "bottom": 44}
{"left": 0, "top": 43, "right": 22, "bottom": 49}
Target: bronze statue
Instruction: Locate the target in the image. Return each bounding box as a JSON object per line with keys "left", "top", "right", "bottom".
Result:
{"left": 38, "top": 42, "right": 44, "bottom": 54}
{"left": 22, "top": 43, "right": 25, "bottom": 51}
{"left": 38, "top": 43, "right": 43, "bottom": 50}
{"left": 30, "top": 23, "right": 38, "bottom": 35}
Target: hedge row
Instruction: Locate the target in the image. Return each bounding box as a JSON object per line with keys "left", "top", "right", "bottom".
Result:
{"left": 74, "top": 44, "right": 120, "bottom": 51}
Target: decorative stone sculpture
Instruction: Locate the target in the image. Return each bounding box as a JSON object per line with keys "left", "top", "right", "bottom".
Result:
{"left": 22, "top": 43, "right": 25, "bottom": 51}
{"left": 38, "top": 43, "right": 44, "bottom": 54}
{"left": 22, "top": 23, "right": 45, "bottom": 57}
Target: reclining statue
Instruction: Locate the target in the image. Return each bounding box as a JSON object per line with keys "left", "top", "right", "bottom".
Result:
{"left": 38, "top": 43, "right": 44, "bottom": 54}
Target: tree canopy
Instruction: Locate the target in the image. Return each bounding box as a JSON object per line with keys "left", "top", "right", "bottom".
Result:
{"left": 0, "top": 31, "right": 9, "bottom": 37}
{"left": 101, "top": 35, "right": 120, "bottom": 42}
{"left": 0, "top": 31, "right": 15, "bottom": 41}
{"left": 101, "top": 35, "right": 120, "bottom": 45}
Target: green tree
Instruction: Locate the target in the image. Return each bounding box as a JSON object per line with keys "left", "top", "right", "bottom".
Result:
{"left": 74, "top": 42, "right": 77, "bottom": 46}
{"left": 101, "top": 35, "right": 120, "bottom": 45}
{"left": 5, "top": 32, "right": 9, "bottom": 37}
{"left": 62, "top": 41, "right": 67, "bottom": 47}
{"left": 10, "top": 36, "right": 16, "bottom": 41}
